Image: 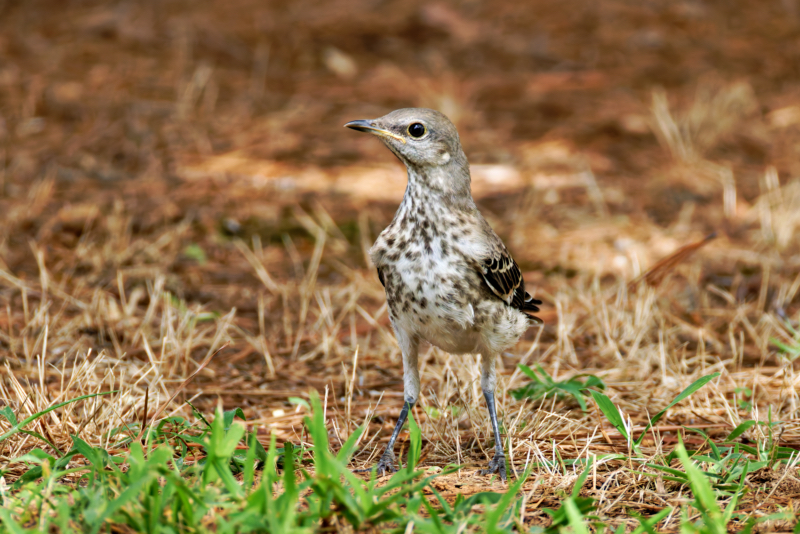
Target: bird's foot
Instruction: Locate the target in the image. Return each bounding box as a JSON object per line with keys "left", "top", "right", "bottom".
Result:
{"left": 375, "top": 450, "right": 398, "bottom": 476}
{"left": 479, "top": 453, "right": 510, "bottom": 482}
{"left": 354, "top": 450, "right": 397, "bottom": 476}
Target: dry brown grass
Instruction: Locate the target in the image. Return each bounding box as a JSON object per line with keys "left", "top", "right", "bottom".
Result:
{"left": 2, "top": 0, "right": 800, "bottom": 529}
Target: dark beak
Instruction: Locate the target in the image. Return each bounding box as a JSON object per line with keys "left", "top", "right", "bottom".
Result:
{"left": 344, "top": 119, "right": 376, "bottom": 133}
{"left": 344, "top": 119, "right": 406, "bottom": 144}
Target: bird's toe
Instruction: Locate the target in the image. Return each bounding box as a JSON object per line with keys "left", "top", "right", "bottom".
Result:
{"left": 353, "top": 450, "right": 398, "bottom": 475}
{"left": 479, "top": 454, "right": 509, "bottom": 481}
{"left": 375, "top": 451, "right": 398, "bottom": 476}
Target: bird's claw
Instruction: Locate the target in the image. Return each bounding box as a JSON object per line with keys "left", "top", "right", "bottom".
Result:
{"left": 375, "top": 451, "right": 398, "bottom": 476}
{"left": 479, "top": 454, "right": 510, "bottom": 482}
{"left": 354, "top": 450, "right": 397, "bottom": 476}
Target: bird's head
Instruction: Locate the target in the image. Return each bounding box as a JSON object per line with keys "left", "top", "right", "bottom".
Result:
{"left": 345, "top": 108, "right": 467, "bottom": 171}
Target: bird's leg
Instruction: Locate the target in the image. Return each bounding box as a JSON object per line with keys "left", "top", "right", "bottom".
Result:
{"left": 480, "top": 389, "right": 509, "bottom": 480}
{"left": 373, "top": 398, "right": 414, "bottom": 474}
{"left": 370, "top": 327, "right": 420, "bottom": 476}
{"left": 478, "top": 353, "right": 509, "bottom": 481}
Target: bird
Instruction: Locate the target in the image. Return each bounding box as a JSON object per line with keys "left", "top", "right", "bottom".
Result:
{"left": 345, "top": 108, "right": 542, "bottom": 481}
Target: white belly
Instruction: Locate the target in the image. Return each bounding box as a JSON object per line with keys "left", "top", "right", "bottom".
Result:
{"left": 391, "top": 252, "right": 477, "bottom": 345}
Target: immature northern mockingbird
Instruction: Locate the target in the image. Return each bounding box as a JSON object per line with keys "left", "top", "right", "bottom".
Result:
{"left": 346, "top": 108, "right": 542, "bottom": 480}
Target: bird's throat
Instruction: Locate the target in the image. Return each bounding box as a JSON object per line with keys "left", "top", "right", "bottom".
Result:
{"left": 403, "top": 165, "right": 475, "bottom": 213}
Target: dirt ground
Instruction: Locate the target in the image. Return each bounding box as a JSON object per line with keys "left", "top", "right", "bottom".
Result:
{"left": 2, "top": 0, "right": 800, "bottom": 528}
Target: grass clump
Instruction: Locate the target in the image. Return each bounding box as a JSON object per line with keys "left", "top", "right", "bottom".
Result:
{"left": 5, "top": 370, "right": 795, "bottom": 533}
{"left": 510, "top": 363, "right": 606, "bottom": 411}
{"left": 0, "top": 391, "right": 541, "bottom": 533}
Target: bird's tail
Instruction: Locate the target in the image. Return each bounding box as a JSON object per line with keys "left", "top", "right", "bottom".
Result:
{"left": 522, "top": 293, "right": 543, "bottom": 324}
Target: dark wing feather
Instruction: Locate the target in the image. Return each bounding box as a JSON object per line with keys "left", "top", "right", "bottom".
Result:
{"left": 480, "top": 250, "right": 543, "bottom": 323}
{"left": 377, "top": 267, "right": 385, "bottom": 287}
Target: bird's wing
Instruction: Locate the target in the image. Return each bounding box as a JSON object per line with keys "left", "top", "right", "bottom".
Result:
{"left": 377, "top": 266, "right": 385, "bottom": 287}
{"left": 480, "top": 248, "right": 543, "bottom": 322}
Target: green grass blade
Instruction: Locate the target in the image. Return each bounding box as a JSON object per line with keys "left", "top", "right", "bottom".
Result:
{"left": 685, "top": 427, "right": 721, "bottom": 461}
{"left": 0, "top": 509, "right": 27, "bottom": 534}
{"left": 222, "top": 407, "right": 246, "bottom": 430}
{"left": 533, "top": 364, "right": 557, "bottom": 386}
{"left": 634, "top": 373, "right": 719, "bottom": 447}
{"left": 589, "top": 390, "right": 628, "bottom": 440}
{"left": 675, "top": 438, "right": 724, "bottom": 530}
{"left": 0, "top": 391, "right": 117, "bottom": 443}
{"left": 71, "top": 435, "right": 103, "bottom": 470}
{"left": 722, "top": 460, "right": 749, "bottom": 522}
{"left": 518, "top": 363, "right": 540, "bottom": 381}
{"left": 186, "top": 400, "right": 212, "bottom": 428}
{"left": 725, "top": 420, "right": 756, "bottom": 441}
{"left": 244, "top": 432, "right": 257, "bottom": 490}
{"left": 646, "top": 463, "right": 689, "bottom": 478}
{"left": 571, "top": 458, "right": 593, "bottom": 498}
{"left": 630, "top": 508, "right": 672, "bottom": 534}
{"left": 282, "top": 442, "right": 299, "bottom": 515}
{"left": 407, "top": 410, "right": 421, "bottom": 472}
{"left": 90, "top": 471, "right": 157, "bottom": 534}
{"left": 420, "top": 497, "right": 449, "bottom": 533}
{"left": 484, "top": 463, "right": 531, "bottom": 532}
{"left": 0, "top": 405, "right": 18, "bottom": 426}
{"left": 305, "top": 390, "right": 330, "bottom": 474}
{"left": 736, "top": 443, "right": 759, "bottom": 456}
{"left": 336, "top": 424, "right": 365, "bottom": 464}
{"left": 15, "top": 429, "right": 61, "bottom": 455}
{"left": 564, "top": 499, "right": 592, "bottom": 534}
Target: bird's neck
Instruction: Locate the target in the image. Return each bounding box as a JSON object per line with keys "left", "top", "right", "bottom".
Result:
{"left": 400, "top": 163, "right": 476, "bottom": 217}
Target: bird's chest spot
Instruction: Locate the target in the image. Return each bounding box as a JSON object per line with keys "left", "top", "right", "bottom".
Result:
{"left": 385, "top": 252, "right": 476, "bottom": 331}
{"left": 376, "top": 212, "right": 481, "bottom": 328}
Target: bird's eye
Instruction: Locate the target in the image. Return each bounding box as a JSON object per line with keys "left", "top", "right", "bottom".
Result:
{"left": 407, "top": 122, "right": 426, "bottom": 138}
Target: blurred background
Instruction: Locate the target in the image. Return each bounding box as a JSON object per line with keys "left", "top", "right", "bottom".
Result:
{"left": 1, "top": 0, "right": 800, "bottom": 490}
{"left": 2, "top": 0, "right": 800, "bottom": 268}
